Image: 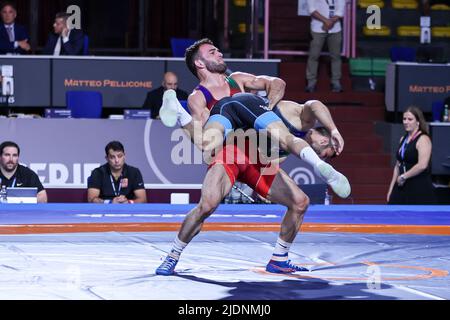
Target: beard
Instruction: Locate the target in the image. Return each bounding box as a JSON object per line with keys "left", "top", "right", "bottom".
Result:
{"left": 2, "top": 163, "right": 17, "bottom": 173}
{"left": 305, "top": 131, "right": 322, "bottom": 155}
{"left": 203, "top": 59, "right": 228, "bottom": 74}
{"left": 310, "top": 143, "right": 323, "bottom": 155}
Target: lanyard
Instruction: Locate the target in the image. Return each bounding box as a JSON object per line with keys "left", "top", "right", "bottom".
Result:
{"left": 0, "top": 177, "right": 16, "bottom": 188}
{"left": 326, "top": 0, "right": 336, "bottom": 17}
{"left": 110, "top": 174, "right": 122, "bottom": 197}
{"left": 400, "top": 131, "right": 421, "bottom": 160}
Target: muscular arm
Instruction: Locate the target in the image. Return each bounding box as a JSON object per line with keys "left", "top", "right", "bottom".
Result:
{"left": 133, "top": 189, "right": 147, "bottom": 203}
{"left": 37, "top": 190, "right": 48, "bottom": 203}
{"left": 232, "top": 72, "right": 286, "bottom": 109}
{"left": 184, "top": 91, "right": 211, "bottom": 150}
{"left": 303, "top": 100, "right": 344, "bottom": 155}
{"left": 87, "top": 188, "right": 105, "bottom": 203}
{"left": 302, "top": 100, "right": 338, "bottom": 132}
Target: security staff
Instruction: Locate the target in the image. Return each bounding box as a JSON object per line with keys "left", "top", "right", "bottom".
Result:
{"left": 87, "top": 141, "right": 147, "bottom": 204}
{"left": 0, "top": 141, "right": 47, "bottom": 203}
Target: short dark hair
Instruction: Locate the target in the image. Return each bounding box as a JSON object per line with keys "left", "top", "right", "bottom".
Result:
{"left": 0, "top": 141, "right": 20, "bottom": 156}
{"left": 0, "top": 1, "right": 17, "bottom": 12}
{"left": 105, "top": 141, "right": 125, "bottom": 156}
{"left": 185, "top": 38, "right": 214, "bottom": 79}
{"left": 314, "top": 127, "right": 337, "bottom": 159}
{"left": 55, "top": 11, "right": 71, "bottom": 20}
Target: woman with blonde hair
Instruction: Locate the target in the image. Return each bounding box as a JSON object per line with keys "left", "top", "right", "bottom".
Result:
{"left": 387, "top": 106, "right": 437, "bottom": 204}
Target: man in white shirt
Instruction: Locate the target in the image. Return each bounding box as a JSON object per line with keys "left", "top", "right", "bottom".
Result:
{"left": 306, "top": 0, "right": 345, "bottom": 93}
{"left": 43, "top": 12, "right": 85, "bottom": 56}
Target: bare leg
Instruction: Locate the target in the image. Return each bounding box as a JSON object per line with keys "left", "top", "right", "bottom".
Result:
{"left": 266, "top": 121, "right": 351, "bottom": 199}
{"left": 266, "top": 121, "right": 309, "bottom": 157}
{"left": 202, "top": 122, "right": 226, "bottom": 164}
{"left": 156, "top": 164, "right": 233, "bottom": 275}
{"left": 178, "top": 165, "right": 232, "bottom": 243}
{"left": 264, "top": 169, "right": 310, "bottom": 273}
{"left": 266, "top": 169, "right": 309, "bottom": 244}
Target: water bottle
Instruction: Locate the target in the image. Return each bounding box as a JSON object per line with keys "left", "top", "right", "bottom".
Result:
{"left": 443, "top": 104, "right": 449, "bottom": 123}
{"left": 0, "top": 186, "right": 7, "bottom": 204}
{"left": 324, "top": 190, "right": 331, "bottom": 205}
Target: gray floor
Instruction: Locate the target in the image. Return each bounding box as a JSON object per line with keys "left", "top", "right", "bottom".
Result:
{"left": 0, "top": 231, "right": 449, "bottom": 300}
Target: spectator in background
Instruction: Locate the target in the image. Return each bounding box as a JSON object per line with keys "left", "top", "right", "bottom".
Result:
{"left": 143, "top": 71, "right": 189, "bottom": 120}
{"left": 87, "top": 141, "right": 147, "bottom": 204}
{"left": 43, "top": 12, "right": 84, "bottom": 56}
{"left": 387, "top": 107, "right": 437, "bottom": 205}
{"left": 0, "top": 1, "right": 31, "bottom": 54}
{"left": 0, "top": 141, "right": 47, "bottom": 203}
{"left": 305, "top": 0, "right": 345, "bottom": 93}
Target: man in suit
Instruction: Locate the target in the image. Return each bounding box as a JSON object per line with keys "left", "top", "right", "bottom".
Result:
{"left": 43, "top": 12, "right": 84, "bottom": 56}
{"left": 142, "top": 71, "right": 189, "bottom": 119}
{"left": 0, "top": 2, "right": 31, "bottom": 55}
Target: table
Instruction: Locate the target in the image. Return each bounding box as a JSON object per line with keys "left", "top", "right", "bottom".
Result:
{"left": 0, "top": 55, "right": 280, "bottom": 108}
{"left": 385, "top": 62, "right": 450, "bottom": 116}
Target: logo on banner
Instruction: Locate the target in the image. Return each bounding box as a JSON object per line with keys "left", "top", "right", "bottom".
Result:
{"left": 143, "top": 121, "right": 283, "bottom": 184}
{"left": 66, "top": 5, "right": 82, "bottom": 30}
{"left": 289, "top": 167, "right": 316, "bottom": 185}
{"left": 366, "top": 5, "right": 381, "bottom": 30}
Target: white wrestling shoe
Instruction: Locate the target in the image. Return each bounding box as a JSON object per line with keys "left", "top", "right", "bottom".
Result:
{"left": 314, "top": 162, "right": 351, "bottom": 199}
{"left": 159, "top": 89, "right": 179, "bottom": 127}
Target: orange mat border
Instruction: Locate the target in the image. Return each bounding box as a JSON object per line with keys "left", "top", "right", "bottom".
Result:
{"left": 1, "top": 223, "right": 450, "bottom": 235}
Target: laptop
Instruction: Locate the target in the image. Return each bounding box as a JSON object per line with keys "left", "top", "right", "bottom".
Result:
{"left": 7, "top": 188, "right": 38, "bottom": 204}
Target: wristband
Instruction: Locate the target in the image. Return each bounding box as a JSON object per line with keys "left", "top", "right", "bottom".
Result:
{"left": 104, "top": 200, "right": 111, "bottom": 204}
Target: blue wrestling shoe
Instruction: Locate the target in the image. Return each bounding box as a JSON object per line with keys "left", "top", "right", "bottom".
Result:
{"left": 156, "top": 256, "right": 179, "bottom": 276}
{"left": 266, "top": 260, "right": 309, "bottom": 274}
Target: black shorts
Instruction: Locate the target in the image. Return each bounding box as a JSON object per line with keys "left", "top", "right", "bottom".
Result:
{"left": 207, "top": 93, "right": 282, "bottom": 135}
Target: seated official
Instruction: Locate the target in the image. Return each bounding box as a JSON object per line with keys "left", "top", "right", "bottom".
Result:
{"left": 87, "top": 141, "right": 147, "bottom": 204}
{"left": 143, "top": 71, "right": 189, "bottom": 119}
{"left": 43, "top": 12, "right": 84, "bottom": 56}
{"left": 0, "top": 2, "right": 31, "bottom": 55}
{"left": 0, "top": 141, "right": 47, "bottom": 203}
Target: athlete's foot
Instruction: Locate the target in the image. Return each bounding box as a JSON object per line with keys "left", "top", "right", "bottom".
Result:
{"left": 266, "top": 260, "right": 309, "bottom": 274}
{"left": 159, "top": 89, "right": 180, "bottom": 128}
{"left": 155, "top": 255, "right": 179, "bottom": 276}
{"left": 314, "top": 162, "right": 351, "bottom": 199}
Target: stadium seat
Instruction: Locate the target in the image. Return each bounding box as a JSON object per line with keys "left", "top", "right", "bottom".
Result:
{"left": 432, "top": 27, "right": 450, "bottom": 38}
{"left": 363, "top": 26, "right": 391, "bottom": 36}
{"left": 432, "top": 101, "right": 444, "bottom": 122}
{"left": 392, "top": 0, "right": 418, "bottom": 9}
{"left": 431, "top": 3, "right": 450, "bottom": 10}
{"left": 397, "top": 26, "right": 421, "bottom": 37}
{"left": 349, "top": 58, "right": 372, "bottom": 76}
{"left": 390, "top": 46, "right": 416, "bottom": 62}
{"left": 66, "top": 91, "right": 103, "bottom": 119}
{"left": 349, "top": 58, "right": 390, "bottom": 77}
{"left": 358, "top": 0, "right": 385, "bottom": 8}
{"left": 372, "top": 59, "right": 391, "bottom": 76}
{"left": 237, "top": 23, "right": 265, "bottom": 34}
{"left": 170, "top": 38, "right": 196, "bottom": 58}
{"left": 83, "top": 35, "right": 89, "bottom": 55}
{"left": 233, "top": 0, "right": 246, "bottom": 7}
